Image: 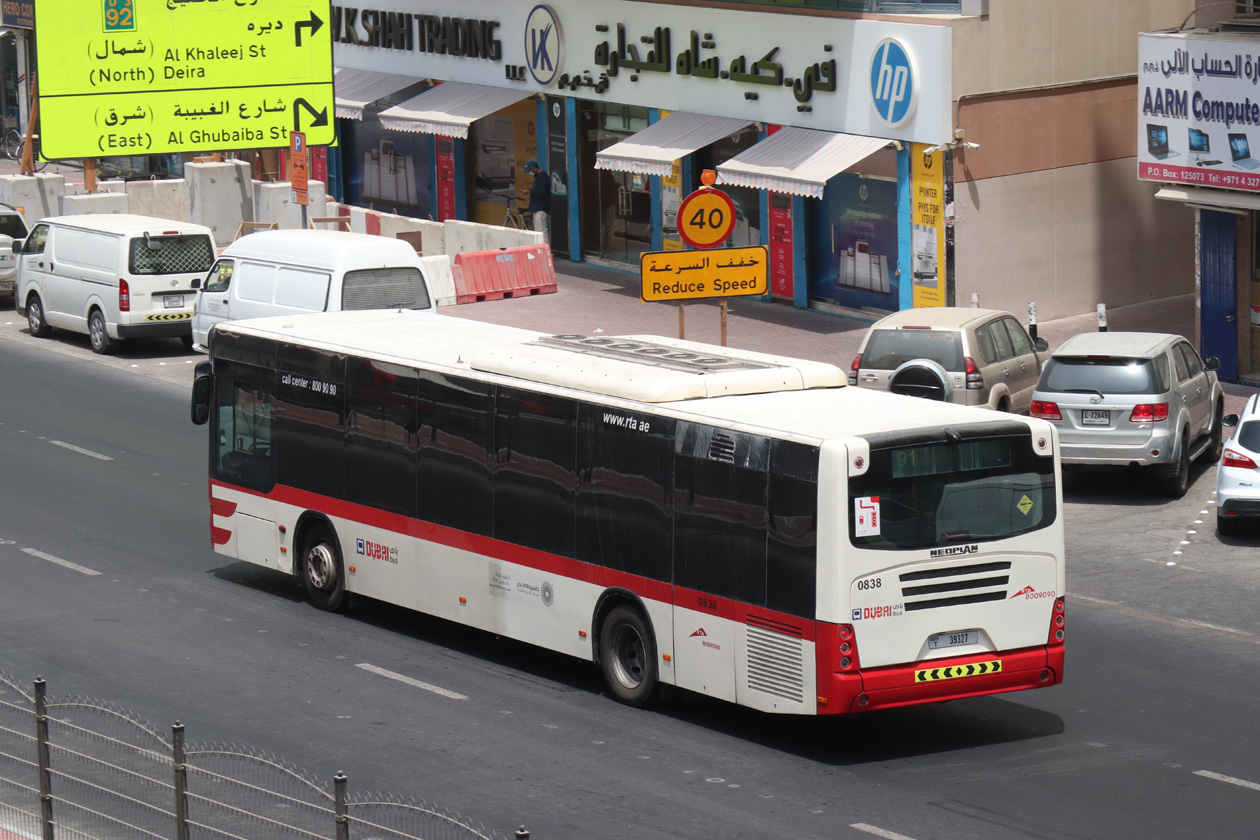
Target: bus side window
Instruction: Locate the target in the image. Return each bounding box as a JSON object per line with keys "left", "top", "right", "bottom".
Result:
{"left": 215, "top": 380, "right": 274, "bottom": 491}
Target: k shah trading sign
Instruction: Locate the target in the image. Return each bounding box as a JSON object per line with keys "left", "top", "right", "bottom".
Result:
{"left": 35, "top": 0, "right": 335, "bottom": 159}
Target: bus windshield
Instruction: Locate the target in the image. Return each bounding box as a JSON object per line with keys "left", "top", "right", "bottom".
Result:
{"left": 849, "top": 431, "right": 1055, "bottom": 550}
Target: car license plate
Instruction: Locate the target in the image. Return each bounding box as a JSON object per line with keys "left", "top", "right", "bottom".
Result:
{"left": 928, "top": 629, "right": 978, "bottom": 650}
{"left": 164, "top": 295, "right": 183, "bottom": 309}
{"left": 1082, "top": 409, "right": 1109, "bottom": 425}
{"left": 0, "top": 279, "right": 12, "bottom": 291}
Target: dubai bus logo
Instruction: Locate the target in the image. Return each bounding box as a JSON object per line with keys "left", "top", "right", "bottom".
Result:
{"left": 524, "top": 5, "right": 563, "bottom": 86}
{"left": 870, "top": 38, "right": 916, "bottom": 128}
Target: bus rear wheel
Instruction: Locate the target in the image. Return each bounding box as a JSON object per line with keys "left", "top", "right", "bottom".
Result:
{"left": 599, "top": 606, "right": 657, "bottom": 707}
{"left": 302, "top": 523, "right": 347, "bottom": 612}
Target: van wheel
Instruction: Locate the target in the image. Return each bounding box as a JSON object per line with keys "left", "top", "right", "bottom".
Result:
{"left": 26, "top": 293, "right": 50, "bottom": 337}
{"left": 88, "top": 309, "right": 113, "bottom": 355}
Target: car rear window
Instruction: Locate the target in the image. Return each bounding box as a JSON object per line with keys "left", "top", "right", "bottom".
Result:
{"left": 861, "top": 329, "right": 964, "bottom": 372}
{"left": 0, "top": 214, "right": 26, "bottom": 239}
{"left": 1038, "top": 357, "right": 1159, "bottom": 395}
{"left": 341, "top": 267, "right": 432, "bottom": 311}
{"left": 1238, "top": 420, "right": 1260, "bottom": 452}
{"left": 130, "top": 234, "right": 215, "bottom": 275}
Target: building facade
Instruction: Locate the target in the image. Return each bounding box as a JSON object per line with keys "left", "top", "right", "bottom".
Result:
{"left": 328, "top": 0, "right": 1194, "bottom": 331}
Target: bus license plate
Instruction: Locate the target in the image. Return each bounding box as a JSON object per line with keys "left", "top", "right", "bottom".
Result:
{"left": 1082, "top": 409, "right": 1108, "bottom": 425}
{"left": 929, "top": 630, "right": 978, "bottom": 650}
{"left": 164, "top": 295, "right": 183, "bottom": 309}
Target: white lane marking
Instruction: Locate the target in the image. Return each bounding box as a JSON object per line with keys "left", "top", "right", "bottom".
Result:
{"left": 356, "top": 663, "right": 467, "bottom": 700}
{"left": 1069, "top": 593, "right": 1255, "bottom": 640}
{"left": 49, "top": 441, "right": 113, "bottom": 461}
{"left": 21, "top": 548, "right": 101, "bottom": 576}
{"left": 1195, "top": 770, "right": 1260, "bottom": 792}
{"left": 851, "top": 824, "right": 917, "bottom": 840}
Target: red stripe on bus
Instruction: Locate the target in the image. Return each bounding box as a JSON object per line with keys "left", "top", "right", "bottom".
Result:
{"left": 209, "top": 480, "right": 817, "bottom": 630}
{"left": 211, "top": 526, "right": 232, "bottom": 546}
{"left": 210, "top": 496, "right": 237, "bottom": 518}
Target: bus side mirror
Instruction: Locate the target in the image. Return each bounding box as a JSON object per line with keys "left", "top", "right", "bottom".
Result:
{"left": 191, "top": 361, "right": 213, "bottom": 425}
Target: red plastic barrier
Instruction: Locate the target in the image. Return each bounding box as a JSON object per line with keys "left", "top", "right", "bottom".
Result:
{"left": 452, "top": 244, "right": 557, "bottom": 304}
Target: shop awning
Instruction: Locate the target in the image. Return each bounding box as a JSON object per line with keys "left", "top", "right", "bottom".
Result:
{"left": 716, "top": 128, "right": 890, "bottom": 199}
{"left": 334, "top": 68, "right": 426, "bottom": 121}
{"left": 594, "top": 111, "right": 755, "bottom": 177}
{"left": 1154, "top": 184, "right": 1260, "bottom": 214}
{"left": 377, "top": 82, "right": 533, "bottom": 139}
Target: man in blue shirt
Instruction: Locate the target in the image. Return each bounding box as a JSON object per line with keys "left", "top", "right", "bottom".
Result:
{"left": 525, "top": 159, "right": 550, "bottom": 244}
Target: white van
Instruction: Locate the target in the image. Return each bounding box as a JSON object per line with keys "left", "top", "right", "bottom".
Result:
{"left": 191, "top": 229, "right": 435, "bottom": 353}
{"left": 15, "top": 214, "right": 216, "bottom": 353}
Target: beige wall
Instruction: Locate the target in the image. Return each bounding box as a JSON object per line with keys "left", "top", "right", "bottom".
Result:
{"left": 950, "top": 1, "right": 1193, "bottom": 98}
{"left": 954, "top": 157, "right": 1194, "bottom": 321}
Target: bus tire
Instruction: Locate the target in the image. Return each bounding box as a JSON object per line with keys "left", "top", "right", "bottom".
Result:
{"left": 599, "top": 605, "right": 657, "bottom": 707}
{"left": 302, "top": 522, "right": 347, "bottom": 612}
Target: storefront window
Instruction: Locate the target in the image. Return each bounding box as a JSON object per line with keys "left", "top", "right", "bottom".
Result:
{"left": 694, "top": 126, "right": 763, "bottom": 249}
{"left": 578, "top": 102, "right": 653, "bottom": 266}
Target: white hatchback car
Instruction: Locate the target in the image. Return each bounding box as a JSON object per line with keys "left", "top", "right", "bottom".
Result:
{"left": 1217, "top": 393, "right": 1260, "bottom": 536}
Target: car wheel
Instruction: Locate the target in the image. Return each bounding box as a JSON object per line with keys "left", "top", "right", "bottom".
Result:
{"left": 1159, "top": 429, "right": 1191, "bottom": 498}
{"left": 88, "top": 309, "right": 113, "bottom": 354}
{"left": 1208, "top": 399, "right": 1225, "bottom": 463}
{"left": 1217, "top": 513, "right": 1241, "bottom": 537}
{"left": 26, "top": 293, "right": 50, "bottom": 337}
{"left": 302, "top": 523, "right": 347, "bottom": 612}
{"left": 599, "top": 605, "right": 658, "bottom": 707}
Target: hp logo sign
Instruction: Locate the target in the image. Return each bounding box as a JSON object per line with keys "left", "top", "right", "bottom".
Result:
{"left": 524, "top": 5, "right": 563, "bottom": 86}
{"left": 869, "top": 38, "right": 916, "bottom": 128}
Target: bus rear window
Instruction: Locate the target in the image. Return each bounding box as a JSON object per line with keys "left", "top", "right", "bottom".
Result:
{"left": 850, "top": 433, "right": 1055, "bottom": 550}
{"left": 130, "top": 234, "right": 215, "bottom": 275}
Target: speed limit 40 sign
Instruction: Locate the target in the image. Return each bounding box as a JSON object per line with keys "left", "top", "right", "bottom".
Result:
{"left": 678, "top": 187, "right": 736, "bottom": 249}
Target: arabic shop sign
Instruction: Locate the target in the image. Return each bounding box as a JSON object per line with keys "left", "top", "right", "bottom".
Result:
{"left": 640, "top": 246, "right": 768, "bottom": 302}
{"left": 333, "top": 0, "right": 950, "bottom": 144}
{"left": 35, "top": 0, "right": 335, "bottom": 160}
{"left": 1138, "top": 32, "right": 1260, "bottom": 193}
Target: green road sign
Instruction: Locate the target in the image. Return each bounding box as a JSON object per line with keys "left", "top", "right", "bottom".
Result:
{"left": 36, "top": 0, "right": 334, "bottom": 159}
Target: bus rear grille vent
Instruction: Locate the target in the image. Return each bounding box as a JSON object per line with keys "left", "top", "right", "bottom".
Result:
{"left": 747, "top": 614, "right": 804, "bottom": 638}
{"left": 898, "top": 561, "right": 1012, "bottom": 612}
{"left": 708, "top": 434, "right": 736, "bottom": 463}
{"left": 745, "top": 623, "right": 804, "bottom": 703}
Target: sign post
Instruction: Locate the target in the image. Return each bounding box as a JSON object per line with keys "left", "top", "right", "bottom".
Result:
{"left": 34, "top": 0, "right": 334, "bottom": 160}
{"left": 290, "top": 130, "right": 309, "bottom": 226}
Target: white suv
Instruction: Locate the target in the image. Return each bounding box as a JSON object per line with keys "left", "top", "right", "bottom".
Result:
{"left": 1217, "top": 393, "right": 1260, "bottom": 535}
{"left": 0, "top": 204, "right": 28, "bottom": 303}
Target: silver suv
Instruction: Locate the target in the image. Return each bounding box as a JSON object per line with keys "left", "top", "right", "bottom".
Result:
{"left": 1031, "top": 332, "right": 1224, "bottom": 497}
{"left": 849, "top": 307, "right": 1049, "bottom": 413}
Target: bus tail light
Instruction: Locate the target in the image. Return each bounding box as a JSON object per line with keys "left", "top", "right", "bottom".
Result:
{"left": 1048, "top": 597, "right": 1065, "bottom": 644}
{"left": 1128, "top": 403, "right": 1169, "bottom": 423}
{"left": 848, "top": 355, "right": 861, "bottom": 386}
{"left": 1030, "top": 400, "right": 1061, "bottom": 420}
{"left": 119, "top": 279, "right": 130, "bottom": 312}
{"left": 838, "top": 624, "right": 860, "bottom": 670}
{"left": 964, "top": 357, "right": 983, "bottom": 390}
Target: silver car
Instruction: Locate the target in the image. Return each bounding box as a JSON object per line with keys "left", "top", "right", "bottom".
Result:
{"left": 1216, "top": 393, "right": 1260, "bottom": 536}
{"left": 1031, "top": 332, "right": 1224, "bottom": 497}
{"left": 849, "top": 307, "right": 1049, "bottom": 413}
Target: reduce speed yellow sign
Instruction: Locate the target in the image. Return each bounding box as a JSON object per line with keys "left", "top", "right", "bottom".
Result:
{"left": 678, "top": 187, "right": 736, "bottom": 249}
{"left": 35, "top": 0, "right": 334, "bottom": 159}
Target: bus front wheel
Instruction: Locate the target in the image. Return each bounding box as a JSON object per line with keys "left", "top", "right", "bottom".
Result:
{"left": 599, "top": 606, "right": 657, "bottom": 707}
{"left": 302, "top": 523, "right": 347, "bottom": 612}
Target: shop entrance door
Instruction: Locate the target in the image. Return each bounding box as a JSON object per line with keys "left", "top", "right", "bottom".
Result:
{"left": 579, "top": 104, "right": 652, "bottom": 266}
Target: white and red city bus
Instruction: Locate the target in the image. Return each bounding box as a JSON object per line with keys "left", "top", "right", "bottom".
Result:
{"left": 191, "top": 310, "right": 1065, "bottom": 714}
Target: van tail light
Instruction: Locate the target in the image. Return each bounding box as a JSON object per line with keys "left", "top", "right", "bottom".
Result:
{"left": 118, "top": 279, "right": 130, "bottom": 312}
{"left": 837, "top": 624, "right": 860, "bottom": 671}
{"left": 1222, "top": 447, "right": 1258, "bottom": 469}
{"left": 1048, "top": 597, "right": 1065, "bottom": 644}
{"left": 1128, "top": 403, "right": 1169, "bottom": 423}
{"left": 848, "top": 355, "right": 861, "bottom": 386}
{"left": 1030, "top": 400, "right": 1061, "bottom": 420}
{"left": 964, "top": 356, "right": 983, "bottom": 390}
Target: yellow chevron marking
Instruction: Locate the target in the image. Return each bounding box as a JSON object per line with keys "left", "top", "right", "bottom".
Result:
{"left": 144, "top": 313, "right": 191, "bottom": 322}
{"left": 914, "top": 660, "right": 1002, "bottom": 683}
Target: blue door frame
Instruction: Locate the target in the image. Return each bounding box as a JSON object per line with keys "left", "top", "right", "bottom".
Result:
{"left": 1200, "top": 209, "right": 1238, "bottom": 381}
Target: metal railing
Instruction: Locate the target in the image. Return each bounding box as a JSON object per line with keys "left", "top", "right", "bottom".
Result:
{"left": 0, "top": 672, "right": 516, "bottom": 840}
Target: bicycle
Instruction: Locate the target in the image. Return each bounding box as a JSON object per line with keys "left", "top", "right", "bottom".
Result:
{"left": 3, "top": 127, "right": 21, "bottom": 161}
{"left": 6, "top": 130, "right": 46, "bottom": 172}
{"left": 503, "top": 197, "right": 533, "bottom": 230}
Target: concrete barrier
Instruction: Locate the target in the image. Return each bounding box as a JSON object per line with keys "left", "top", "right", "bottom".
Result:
{"left": 444, "top": 219, "right": 543, "bottom": 257}
{"left": 0, "top": 173, "right": 65, "bottom": 220}
{"left": 452, "top": 244, "right": 556, "bottom": 304}
{"left": 419, "top": 254, "right": 457, "bottom": 307}
{"left": 186, "top": 160, "right": 253, "bottom": 246}
{"left": 126, "top": 179, "right": 188, "bottom": 220}
{"left": 60, "top": 192, "right": 130, "bottom": 215}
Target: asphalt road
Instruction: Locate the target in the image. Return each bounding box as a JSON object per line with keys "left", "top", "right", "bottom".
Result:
{"left": 2, "top": 310, "right": 1259, "bottom": 840}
